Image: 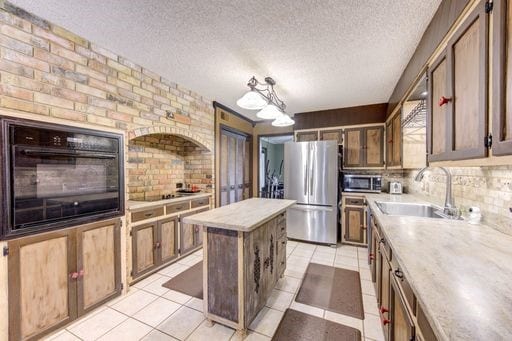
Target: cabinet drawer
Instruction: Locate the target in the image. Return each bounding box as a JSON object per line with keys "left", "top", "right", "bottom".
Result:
{"left": 345, "top": 197, "right": 364, "bottom": 206}
{"left": 191, "top": 197, "right": 210, "bottom": 208}
{"left": 166, "top": 201, "right": 189, "bottom": 215}
{"left": 131, "top": 206, "right": 164, "bottom": 222}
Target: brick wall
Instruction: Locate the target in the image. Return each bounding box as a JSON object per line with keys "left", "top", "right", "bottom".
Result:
{"left": 128, "top": 134, "right": 212, "bottom": 200}
{"left": 0, "top": 3, "right": 215, "bottom": 200}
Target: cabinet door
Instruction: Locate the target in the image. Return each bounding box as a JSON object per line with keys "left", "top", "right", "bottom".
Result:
{"left": 390, "top": 276, "right": 415, "bottom": 341}
{"left": 296, "top": 131, "right": 318, "bottom": 142}
{"left": 8, "top": 230, "right": 77, "bottom": 341}
{"left": 392, "top": 114, "right": 402, "bottom": 166}
{"left": 132, "top": 223, "right": 158, "bottom": 278}
{"left": 159, "top": 217, "right": 178, "bottom": 264}
{"left": 492, "top": 0, "right": 512, "bottom": 155}
{"left": 244, "top": 223, "right": 267, "bottom": 323}
{"left": 77, "top": 219, "right": 121, "bottom": 315}
{"left": 344, "top": 128, "right": 364, "bottom": 167}
{"left": 344, "top": 206, "right": 364, "bottom": 244}
{"left": 370, "top": 218, "right": 378, "bottom": 282}
{"left": 193, "top": 208, "right": 209, "bottom": 248}
{"left": 365, "top": 126, "right": 384, "bottom": 167}
{"left": 386, "top": 121, "right": 393, "bottom": 167}
{"left": 320, "top": 129, "right": 343, "bottom": 144}
{"left": 180, "top": 208, "right": 208, "bottom": 255}
{"left": 379, "top": 247, "right": 392, "bottom": 340}
{"left": 428, "top": 3, "right": 489, "bottom": 161}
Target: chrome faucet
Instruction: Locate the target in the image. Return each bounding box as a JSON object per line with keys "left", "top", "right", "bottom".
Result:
{"left": 414, "top": 166, "right": 457, "bottom": 217}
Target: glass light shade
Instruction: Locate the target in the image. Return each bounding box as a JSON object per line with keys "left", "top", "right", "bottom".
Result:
{"left": 256, "top": 104, "right": 282, "bottom": 120}
{"left": 236, "top": 90, "right": 267, "bottom": 110}
{"left": 272, "top": 113, "right": 295, "bottom": 127}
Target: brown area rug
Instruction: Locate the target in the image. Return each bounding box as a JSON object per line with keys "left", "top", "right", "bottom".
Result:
{"left": 295, "top": 263, "right": 364, "bottom": 319}
{"left": 272, "top": 309, "right": 361, "bottom": 341}
{"left": 162, "top": 261, "right": 203, "bottom": 299}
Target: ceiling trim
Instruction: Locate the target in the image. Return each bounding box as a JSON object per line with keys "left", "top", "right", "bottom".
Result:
{"left": 213, "top": 101, "right": 257, "bottom": 126}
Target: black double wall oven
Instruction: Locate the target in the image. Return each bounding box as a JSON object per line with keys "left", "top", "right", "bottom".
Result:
{"left": 1, "top": 117, "right": 124, "bottom": 239}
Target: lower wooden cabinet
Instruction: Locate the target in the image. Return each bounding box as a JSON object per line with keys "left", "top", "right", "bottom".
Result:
{"left": 379, "top": 243, "right": 392, "bottom": 339}
{"left": 131, "top": 217, "right": 179, "bottom": 278}
{"left": 180, "top": 208, "right": 209, "bottom": 256}
{"left": 342, "top": 195, "right": 367, "bottom": 246}
{"left": 8, "top": 219, "right": 121, "bottom": 341}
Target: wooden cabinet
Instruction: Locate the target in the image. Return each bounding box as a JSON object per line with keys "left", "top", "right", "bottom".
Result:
{"left": 8, "top": 219, "right": 121, "bottom": 341}
{"left": 320, "top": 129, "right": 343, "bottom": 144}
{"left": 492, "top": 0, "right": 512, "bottom": 155}
{"left": 180, "top": 208, "right": 209, "bottom": 256}
{"left": 379, "top": 242, "right": 392, "bottom": 340}
{"left": 344, "top": 126, "right": 384, "bottom": 168}
{"left": 131, "top": 217, "right": 179, "bottom": 278}
{"left": 342, "top": 195, "right": 367, "bottom": 246}
{"left": 386, "top": 113, "right": 402, "bottom": 167}
{"left": 390, "top": 275, "right": 415, "bottom": 341}
{"left": 204, "top": 213, "right": 286, "bottom": 333}
{"left": 220, "top": 129, "right": 252, "bottom": 206}
{"left": 428, "top": 2, "right": 489, "bottom": 161}
{"left": 295, "top": 131, "right": 318, "bottom": 142}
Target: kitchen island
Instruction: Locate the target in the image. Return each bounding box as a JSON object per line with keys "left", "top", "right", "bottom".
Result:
{"left": 183, "top": 198, "right": 295, "bottom": 335}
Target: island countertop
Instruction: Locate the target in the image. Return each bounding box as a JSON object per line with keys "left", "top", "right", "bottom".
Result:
{"left": 182, "top": 198, "right": 296, "bottom": 232}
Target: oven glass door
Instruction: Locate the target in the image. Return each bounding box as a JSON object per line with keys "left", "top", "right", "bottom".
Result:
{"left": 344, "top": 177, "right": 372, "bottom": 191}
{"left": 12, "top": 145, "right": 121, "bottom": 229}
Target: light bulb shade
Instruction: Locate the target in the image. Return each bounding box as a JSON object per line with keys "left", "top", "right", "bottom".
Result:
{"left": 272, "top": 113, "right": 295, "bottom": 127}
{"left": 256, "top": 104, "right": 282, "bottom": 120}
{"left": 236, "top": 91, "right": 267, "bottom": 110}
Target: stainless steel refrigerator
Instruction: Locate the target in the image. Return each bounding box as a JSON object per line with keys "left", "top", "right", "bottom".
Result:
{"left": 284, "top": 140, "right": 338, "bottom": 245}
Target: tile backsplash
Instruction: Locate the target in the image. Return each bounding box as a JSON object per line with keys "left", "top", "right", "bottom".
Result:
{"left": 385, "top": 166, "right": 512, "bottom": 236}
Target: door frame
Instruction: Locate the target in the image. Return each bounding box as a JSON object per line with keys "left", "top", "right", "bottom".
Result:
{"left": 256, "top": 133, "right": 294, "bottom": 197}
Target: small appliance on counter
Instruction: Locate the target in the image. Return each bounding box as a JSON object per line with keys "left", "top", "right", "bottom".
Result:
{"left": 389, "top": 181, "right": 403, "bottom": 194}
{"left": 343, "top": 174, "right": 382, "bottom": 193}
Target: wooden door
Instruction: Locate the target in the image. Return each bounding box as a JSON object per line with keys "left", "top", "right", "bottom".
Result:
{"left": 227, "top": 134, "right": 237, "bottom": 204}
{"left": 8, "top": 230, "right": 77, "bottom": 341}
{"left": 296, "top": 131, "right": 318, "bottom": 142}
{"left": 386, "top": 121, "right": 393, "bottom": 167}
{"left": 365, "top": 126, "right": 384, "bottom": 167}
{"left": 344, "top": 128, "right": 364, "bottom": 167}
{"left": 243, "top": 139, "right": 251, "bottom": 199}
{"left": 235, "top": 136, "right": 245, "bottom": 201}
{"left": 320, "top": 129, "right": 343, "bottom": 144}
{"left": 131, "top": 223, "right": 158, "bottom": 278}
{"left": 77, "top": 219, "right": 121, "bottom": 315}
{"left": 220, "top": 129, "right": 251, "bottom": 206}
{"left": 159, "top": 217, "right": 178, "bottom": 264}
{"left": 448, "top": 3, "right": 488, "bottom": 160}
{"left": 344, "top": 207, "right": 364, "bottom": 244}
{"left": 390, "top": 276, "right": 415, "bottom": 341}
{"left": 392, "top": 114, "right": 402, "bottom": 166}
{"left": 428, "top": 52, "right": 449, "bottom": 161}
{"left": 220, "top": 133, "right": 229, "bottom": 206}
{"left": 492, "top": 0, "right": 512, "bottom": 155}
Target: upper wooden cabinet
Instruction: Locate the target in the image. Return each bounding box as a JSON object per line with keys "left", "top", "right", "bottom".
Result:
{"left": 295, "top": 131, "right": 318, "bottom": 142}
{"left": 492, "top": 0, "right": 512, "bottom": 155}
{"left": 320, "top": 129, "right": 343, "bottom": 144}
{"left": 344, "top": 126, "right": 384, "bottom": 168}
{"left": 427, "top": 2, "right": 489, "bottom": 162}
{"left": 386, "top": 112, "right": 402, "bottom": 167}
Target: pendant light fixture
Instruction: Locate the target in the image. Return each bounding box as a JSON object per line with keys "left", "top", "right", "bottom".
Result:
{"left": 237, "top": 76, "right": 294, "bottom": 126}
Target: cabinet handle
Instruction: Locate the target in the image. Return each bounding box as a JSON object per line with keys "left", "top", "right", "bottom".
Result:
{"left": 380, "top": 306, "right": 389, "bottom": 314}
{"left": 144, "top": 212, "right": 154, "bottom": 217}
{"left": 154, "top": 242, "right": 161, "bottom": 249}
{"left": 379, "top": 238, "right": 385, "bottom": 245}
{"left": 394, "top": 269, "right": 404, "bottom": 279}
{"left": 281, "top": 241, "right": 286, "bottom": 245}
{"left": 369, "top": 253, "right": 375, "bottom": 260}
{"left": 382, "top": 318, "right": 391, "bottom": 326}
{"left": 78, "top": 269, "right": 85, "bottom": 278}
{"left": 69, "top": 271, "right": 79, "bottom": 279}
{"left": 361, "top": 225, "right": 366, "bottom": 230}
{"left": 438, "top": 96, "right": 451, "bottom": 106}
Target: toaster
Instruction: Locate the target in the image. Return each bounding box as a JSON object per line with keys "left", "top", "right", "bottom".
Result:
{"left": 389, "top": 181, "right": 403, "bottom": 194}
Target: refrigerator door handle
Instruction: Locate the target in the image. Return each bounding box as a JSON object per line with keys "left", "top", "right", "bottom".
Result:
{"left": 303, "top": 163, "right": 308, "bottom": 196}
{"left": 309, "top": 144, "right": 314, "bottom": 196}
{"left": 290, "top": 204, "right": 333, "bottom": 212}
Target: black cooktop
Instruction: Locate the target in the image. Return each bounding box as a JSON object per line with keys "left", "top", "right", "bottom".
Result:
{"left": 141, "top": 192, "right": 199, "bottom": 202}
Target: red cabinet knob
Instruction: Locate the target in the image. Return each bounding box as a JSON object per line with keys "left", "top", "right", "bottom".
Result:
{"left": 380, "top": 306, "right": 389, "bottom": 313}
{"left": 369, "top": 253, "right": 375, "bottom": 260}
{"left": 383, "top": 318, "right": 391, "bottom": 326}
{"left": 438, "top": 96, "right": 451, "bottom": 106}
{"left": 70, "top": 271, "right": 79, "bottom": 279}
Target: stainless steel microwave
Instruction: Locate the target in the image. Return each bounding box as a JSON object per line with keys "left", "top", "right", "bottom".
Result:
{"left": 343, "top": 174, "right": 382, "bottom": 193}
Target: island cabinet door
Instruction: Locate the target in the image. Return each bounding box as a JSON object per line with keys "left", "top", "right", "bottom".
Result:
{"left": 131, "top": 223, "right": 159, "bottom": 278}
{"left": 8, "top": 230, "right": 77, "bottom": 341}
{"left": 158, "top": 217, "right": 179, "bottom": 264}
{"left": 244, "top": 223, "right": 269, "bottom": 324}
{"left": 76, "top": 219, "right": 121, "bottom": 315}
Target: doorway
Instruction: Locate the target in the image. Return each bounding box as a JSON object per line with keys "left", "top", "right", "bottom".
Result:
{"left": 258, "top": 134, "right": 293, "bottom": 198}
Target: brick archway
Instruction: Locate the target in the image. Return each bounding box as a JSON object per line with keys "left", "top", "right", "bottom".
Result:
{"left": 128, "top": 125, "right": 212, "bottom": 151}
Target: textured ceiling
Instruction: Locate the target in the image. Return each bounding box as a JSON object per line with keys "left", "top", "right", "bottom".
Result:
{"left": 10, "top": 0, "right": 441, "bottom": 120}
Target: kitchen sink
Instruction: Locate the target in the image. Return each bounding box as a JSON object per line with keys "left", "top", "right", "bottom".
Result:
{"left": 375, "top": 201, "right": 462, "bottom": 220}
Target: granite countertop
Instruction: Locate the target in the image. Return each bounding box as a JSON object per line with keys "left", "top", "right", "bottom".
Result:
{"left": 127, "top": 192, "right": 212, "bottom": 210}
{"left": 365, "top": 193, "right": 512, "bottom": 341}
{"left": 182, "top": 198, "right": 296, "bottom": 232}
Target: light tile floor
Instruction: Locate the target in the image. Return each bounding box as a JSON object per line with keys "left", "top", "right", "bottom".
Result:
{"left": 44, "top": 242, "right": 385, "bottom": 341}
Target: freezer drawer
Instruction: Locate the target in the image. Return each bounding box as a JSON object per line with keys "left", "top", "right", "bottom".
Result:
{"left": 286, "top": 204, "right": 337, "bottom": 245}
